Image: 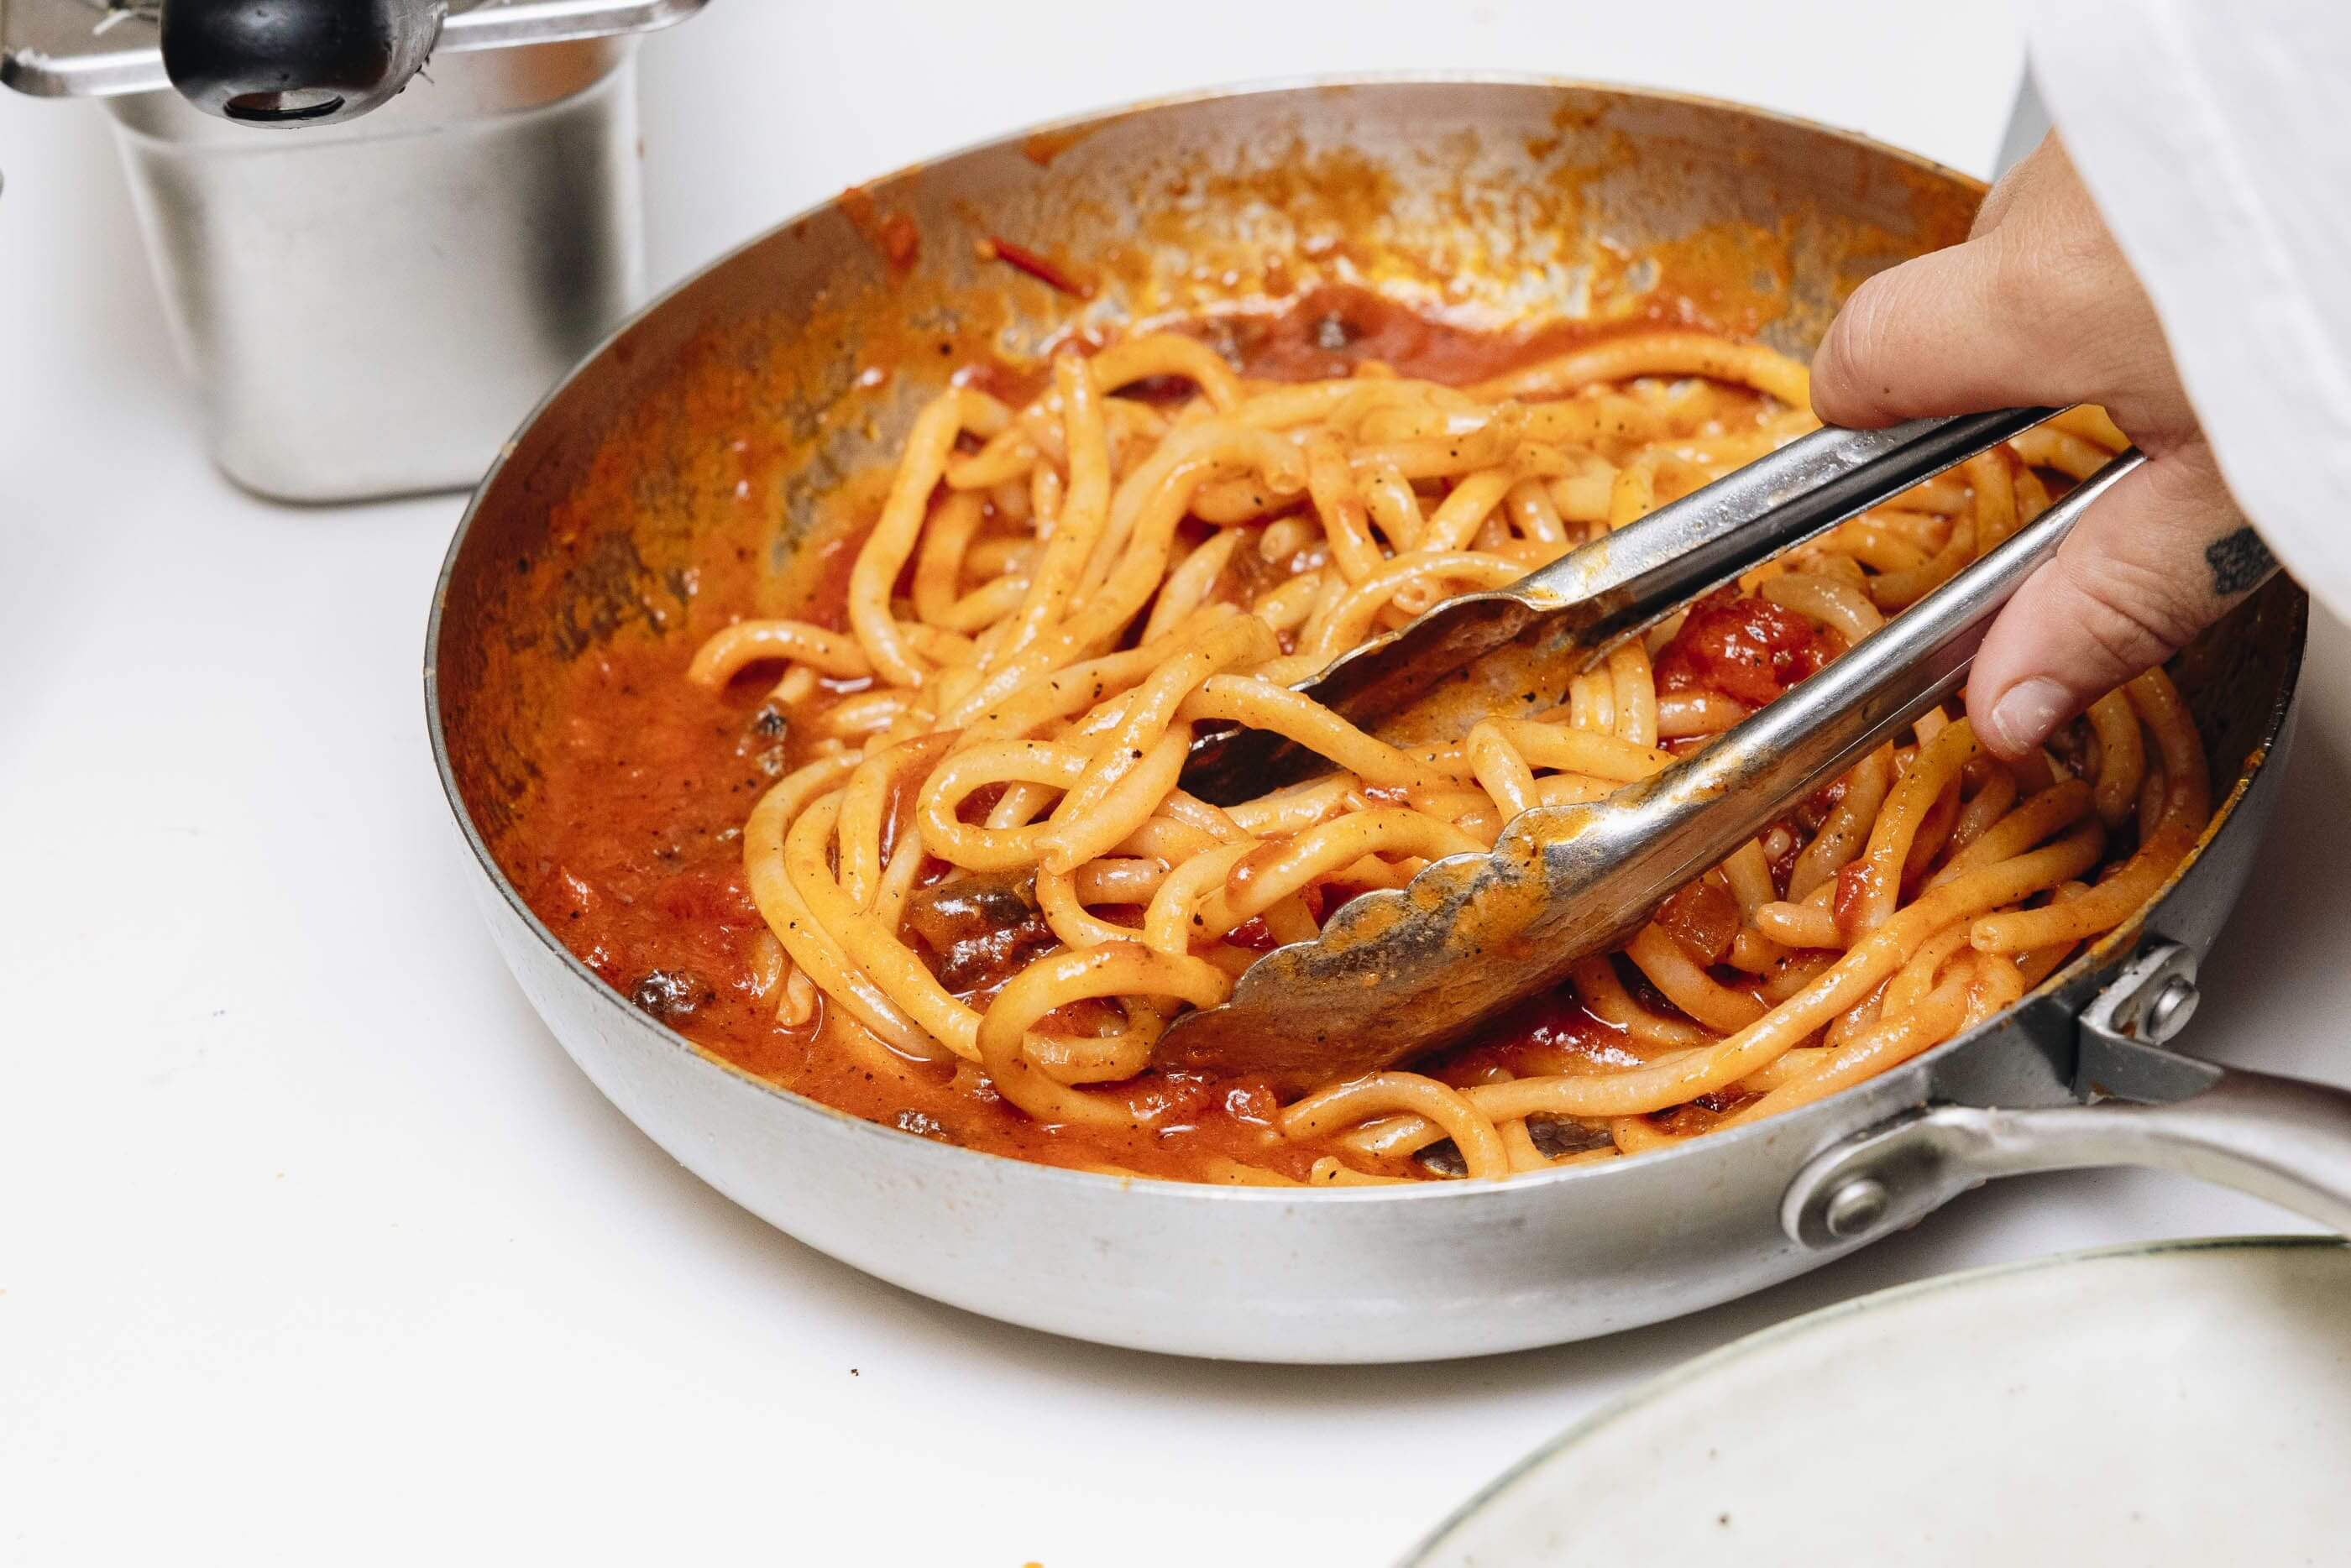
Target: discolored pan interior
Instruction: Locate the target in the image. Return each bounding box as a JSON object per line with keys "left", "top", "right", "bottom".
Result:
{"left": 432, "top": 79, "right": 2305, "bottom": 1132}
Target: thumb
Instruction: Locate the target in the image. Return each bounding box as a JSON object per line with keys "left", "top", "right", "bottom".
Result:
{"left": 1966, "top": 446, "right": 2270, "bottom": 758}
{"left": 1811, "top": 237, "right": 2050, "bottom": 430}
{"left": 1809, "top": 138, "right": 2172, "bottom": 435}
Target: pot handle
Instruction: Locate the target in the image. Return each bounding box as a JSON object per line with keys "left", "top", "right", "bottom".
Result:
{"left": 161, "top": 0, "right": 449, "bottom": 128}
{"left": 1783, "top": 942, "right": 2351, "bottom": 1248}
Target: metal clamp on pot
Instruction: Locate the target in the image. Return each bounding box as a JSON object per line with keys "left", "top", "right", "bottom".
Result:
{"left": 3, "top": 1, "right": 710, "bottom": 501}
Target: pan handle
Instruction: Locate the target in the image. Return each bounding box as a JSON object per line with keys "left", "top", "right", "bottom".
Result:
{"left": 1782, "top": 1068, "right": 2351, "bottom": 1247}
{"left": 1783, "top": 942, "right": 2351, "bottom": 1247}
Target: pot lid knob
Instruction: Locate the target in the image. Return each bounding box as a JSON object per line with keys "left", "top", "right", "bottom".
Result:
{"left": 160, "top": 0, "right": 447, "bottom": 127}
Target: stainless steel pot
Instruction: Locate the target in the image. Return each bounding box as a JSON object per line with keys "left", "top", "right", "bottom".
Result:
{"left": 427, "top": 79, "right": 2343, "bottom": 1363}
{"left": 4, "top": 0, "right": 710, "bottom": 500}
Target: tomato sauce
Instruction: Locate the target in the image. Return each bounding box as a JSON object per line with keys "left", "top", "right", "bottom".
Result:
{"left": 1655, "top": 588, "right": 1838, "bottom": 707}
{"left": 1165, "top": 283, "right": 1668, "bottom": 386}
{"left": 511, "top": 286, "right": 1796, "bottom": 1181}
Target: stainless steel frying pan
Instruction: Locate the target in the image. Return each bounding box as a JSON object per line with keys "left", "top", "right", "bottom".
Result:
{"left": 427, "top": 78, "right": 2338, "bottom": 1363}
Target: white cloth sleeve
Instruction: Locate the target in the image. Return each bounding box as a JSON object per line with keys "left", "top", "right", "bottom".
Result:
{"left": 2026, "top": 0, "right": 2351, "bottom": 619}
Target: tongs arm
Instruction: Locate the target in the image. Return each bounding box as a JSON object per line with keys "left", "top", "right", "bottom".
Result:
{"left": 1482, "top": 407, "right": 2060, "bottom": 651}
{"left": 1182, "top": 407, "right": 2055, "bottom": 802}
{"left": 1156, "top": 449, "right": 2144, "bottom": 1085}
{"left": 1568, "top": 448, "right": 2147, "bottom": 918}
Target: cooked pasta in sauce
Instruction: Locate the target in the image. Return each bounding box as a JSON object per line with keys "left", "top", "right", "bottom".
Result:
{"left": 521, "top": 285, "right": 2202, "bottom": 1185}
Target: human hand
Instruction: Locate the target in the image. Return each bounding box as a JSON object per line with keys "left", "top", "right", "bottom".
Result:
{"left": 1809, "top": 133, "right": 2275, "bottom": 758}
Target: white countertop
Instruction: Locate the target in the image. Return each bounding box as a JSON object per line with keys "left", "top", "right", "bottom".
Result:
{"left": 5, "top": 4, "right": 2346, "bottom": 1564}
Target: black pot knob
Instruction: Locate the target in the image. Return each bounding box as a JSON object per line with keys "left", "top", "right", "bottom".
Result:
{"left": 160, "top": 0, "right": 449, "bottom": 128}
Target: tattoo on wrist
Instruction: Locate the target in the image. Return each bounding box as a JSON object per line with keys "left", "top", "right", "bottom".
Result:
{"left": 2205, "top": 526, "right": 2276, "bottom": 597}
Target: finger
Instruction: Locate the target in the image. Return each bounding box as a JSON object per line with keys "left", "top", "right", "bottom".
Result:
{"left": 1964, "top": 447, "right": 2271, "bottom": 758}
{"left": 1964, "top": 128, "right": 2060, "bottom": 239}
{"left": 1810, "top": 238, "right": 2041, "bottom": 428}
{"left": 1810, "top": 141, "right": 2174, "bottom": 435}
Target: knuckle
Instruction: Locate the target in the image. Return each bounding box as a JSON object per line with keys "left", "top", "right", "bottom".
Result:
{"left": 1981, "top": 224, "right": 2062, "bottom": 324}
{"left": 1970, "top": 163, "right": 2029, "bottom": 238}
{"left": 2031, "top": 201, "right": 2115, "bottom": 280}
{"left": 1971, "top": 133, "right": 2062, "bottom": 238}
{"left": 1989, "top": 199, "right": 2135, "bottom": 349}
{"left": 2046, "top": 543, "right": 2207, "bottom": 676}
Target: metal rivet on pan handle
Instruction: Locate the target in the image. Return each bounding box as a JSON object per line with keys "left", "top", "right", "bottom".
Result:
{"left": 1784, "top": 939, "right": 2351, "bottom": 1247}
{"left": 1782, "top": 943, "right": 2219, "bottom": 1251}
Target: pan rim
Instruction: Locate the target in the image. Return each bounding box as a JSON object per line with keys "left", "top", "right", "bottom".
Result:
{"left": 424, "top": 72, "right": 2303, "bottom": 1207}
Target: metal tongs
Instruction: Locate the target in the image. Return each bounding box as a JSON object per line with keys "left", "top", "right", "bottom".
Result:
{"left": 1155, "top": 409, "right": 2144, "bottom": 1089}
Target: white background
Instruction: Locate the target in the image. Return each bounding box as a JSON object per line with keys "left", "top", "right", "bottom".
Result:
{"left": 5, "top": 3, "right": 2348, "bottom": 1565}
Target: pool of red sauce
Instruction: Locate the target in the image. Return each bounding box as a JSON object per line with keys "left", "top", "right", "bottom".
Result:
{"left": 516, "top": 286, "right": 1827, "bottom": 1182}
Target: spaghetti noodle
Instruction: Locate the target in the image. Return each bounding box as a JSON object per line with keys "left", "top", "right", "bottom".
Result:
{"left": 622, "top": 295, "right": 2197, "bottom": 1185}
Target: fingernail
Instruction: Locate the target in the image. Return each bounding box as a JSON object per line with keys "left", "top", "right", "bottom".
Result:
{"left": 1986, "top": 677, "right": 2071, "bottom": 755}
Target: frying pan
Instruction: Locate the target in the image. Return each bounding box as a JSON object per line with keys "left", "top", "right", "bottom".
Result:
{"left": 427, "top": 78, "right": 2344, "bottom": 1363}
